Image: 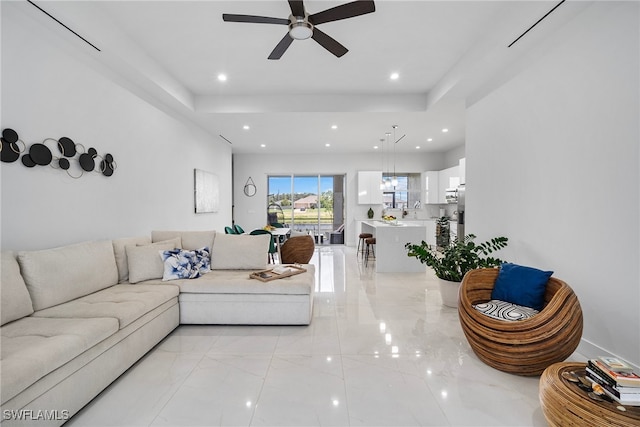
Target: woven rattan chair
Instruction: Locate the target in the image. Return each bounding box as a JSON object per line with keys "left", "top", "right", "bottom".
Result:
{"left": 280, "top": 235, "right": 315, "bottom": 264}
{"left": 458, "top": 268, "right": 583, "bottom": 376}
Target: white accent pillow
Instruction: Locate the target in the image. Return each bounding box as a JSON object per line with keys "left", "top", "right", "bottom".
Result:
{"left": 126, "top": 238, "right": 181, "bottom": 284}
{"left": 210, "top": 234, "right": 270, "bottom": 270}
{"left": 112, "top": 236, "right": 151, "bottom": 283}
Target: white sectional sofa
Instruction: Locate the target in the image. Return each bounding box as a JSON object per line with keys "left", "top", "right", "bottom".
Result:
{"left": 0, "top": 230, "right": 315, "bottom": 426}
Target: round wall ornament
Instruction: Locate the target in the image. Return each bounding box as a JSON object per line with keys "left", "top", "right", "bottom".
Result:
{"left": 244, "top": 177, "right": 257, "bottom": 197}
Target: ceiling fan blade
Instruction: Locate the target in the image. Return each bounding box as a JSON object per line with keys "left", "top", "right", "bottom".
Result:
{"left": 268, "top": 33, "right": 294, "bottom": 60}
{"left": 311, "top": 28, "right": 348, "bottom": 58}
{"left": 222, "top": 14, "right": 289, "bottom": 25}
{"left": 309, "top": 0, "right": 375, "bottom": 26}
{"left": 288, "top": 0, "right": 306, "bottom": 18}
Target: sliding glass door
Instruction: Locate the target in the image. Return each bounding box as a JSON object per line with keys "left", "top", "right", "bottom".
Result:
{"left": 268, "top": 174, "right": 345, "bottom": 245}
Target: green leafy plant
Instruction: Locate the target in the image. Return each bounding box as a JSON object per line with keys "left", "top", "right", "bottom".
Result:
{"left": 405, "top": 234, "right": 508, "bottom": 282}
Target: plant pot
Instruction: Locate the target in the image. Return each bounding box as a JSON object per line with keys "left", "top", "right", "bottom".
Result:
{"left": 367, "top": 207, "right": 374, "bottom": 219}
{"left": 437, "top": 278, "right": 461, "bottom": 308}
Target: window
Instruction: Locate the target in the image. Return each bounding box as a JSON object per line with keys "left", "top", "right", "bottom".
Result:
{"left": 383, "top": 173, "right": 421, "bottom": 209}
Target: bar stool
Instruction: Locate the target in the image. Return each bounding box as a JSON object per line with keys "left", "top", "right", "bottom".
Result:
{"left": 358, "top": 233, "right": 373, "bottom": 257}
{"left": 365, "top": 237, "right": 376, "bottom": 265}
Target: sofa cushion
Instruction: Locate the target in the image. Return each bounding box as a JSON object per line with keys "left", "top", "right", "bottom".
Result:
{"left": 1, "top": 252, "right": 34, "bottom": 325}
{"left": 1, "top": 316, "right": 119, "bottom": 403}
{"left": 17, "top": 240, "right": 119, "bottom": 311}
{"left": 152, "top": 230, "right": 215, "bottom": 251}
{"left": 32, "top": 284, "right": 179, "bottom": 329}
{"left": 126, "top": 238, "right": 181, "bottom": 284}
{"left": 112, "top": 236, "right": 152, "bottom": 283}
{"left": 210, "top": 233, "right": 270, "bottom": 270}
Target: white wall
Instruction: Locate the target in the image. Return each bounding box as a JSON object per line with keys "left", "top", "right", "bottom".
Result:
{"left": 233, "top": 152, "right": 446, "bottom": 246}
{"left": 0, "top": 4, "right": 232, "bottom": 251}
{"left": 466, "top": 3, "right": 639, "bottom": 365}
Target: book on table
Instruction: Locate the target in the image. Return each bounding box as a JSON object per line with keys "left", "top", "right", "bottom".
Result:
{"left": 587, "top": 359, "right": 640, "bottom": 388}
{"left": 597, "top": 356, "right": 635, "bottom": 373}
{"left": 586, "top": 366, "right": 640, "bottom": 400}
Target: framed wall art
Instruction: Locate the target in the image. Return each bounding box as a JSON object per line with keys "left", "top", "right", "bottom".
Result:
{"left": 194, "top": 169, "right": 219, "bottom": 213}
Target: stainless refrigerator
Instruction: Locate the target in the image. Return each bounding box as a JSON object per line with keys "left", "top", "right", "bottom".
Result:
{"left": 457, "top": 184, "right": 465, "bottom": 240}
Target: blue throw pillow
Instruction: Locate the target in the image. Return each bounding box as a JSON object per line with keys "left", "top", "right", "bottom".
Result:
{"left": 491, "top": 263, "right": 553, "bottom": 311}
{"left": 160, "top": 249, "right": 201, "bottom": 281}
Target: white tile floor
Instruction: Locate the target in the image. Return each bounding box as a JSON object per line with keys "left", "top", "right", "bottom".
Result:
{"left": 68, "top": 246, "right": 583, "bottom": 426}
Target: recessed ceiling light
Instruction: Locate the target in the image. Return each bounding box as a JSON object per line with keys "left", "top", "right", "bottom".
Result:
{"left": 442, "top": 128, "right": 449, "bottom": 133}
{"left": 325, "top": 143, "right": 331, "bottom": 147}
{"left": 390, "top": 72, "right": 399, "bottom": 80}
{"left": 260, "top": 144, "right": 266, "bottom": 148}
{"left": 217, "top": 73, "right": 227, "bottom": 82}
{"left": 331, "top": 125, "right": 338, "bottom": 130}
{"left": 243, "top": 125, "right": 250, "bottom": 130}
{"left": 427, "top": 138, "right": 433, "bottom": 142}
{"left": 373, "top": 145, "right": 379, "bottom": 150}
{"left": 416, "top": 146, "right": 421, "bottom": 149}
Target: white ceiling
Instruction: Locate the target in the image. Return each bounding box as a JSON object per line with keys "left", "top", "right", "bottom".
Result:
{"left": 23, "top": 0, "right": 586, "bottom": 154}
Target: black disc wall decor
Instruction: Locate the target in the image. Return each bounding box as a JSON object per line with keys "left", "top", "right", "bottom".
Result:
{"left": 2, "top": 128, "right": 19, "bottom": 144}
{"left": 21, "top": 154, "right": 36, "bottom": 168}
{"left": 29, "top": 143, "right": 52, "bottom": 166}
{"left": 1, "top": 128, "right": 116, "bottom": 178}
{"left": 58, "top": 137, "right": 76, "bottom": 157}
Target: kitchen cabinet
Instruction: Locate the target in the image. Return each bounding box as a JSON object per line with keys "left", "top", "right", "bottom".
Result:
{"left": 438, "top": 166, "right": 460, "bottom": 204}
{"left": 423, "top": 171, "right": 439, "bottom": 204}
{"left": 357, "top": 171, "right": 383, "bottom": 205}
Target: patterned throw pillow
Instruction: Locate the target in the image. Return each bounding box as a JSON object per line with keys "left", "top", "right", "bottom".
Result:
{"left": 193, "top": 246, "right": 211, "bottom": 274}
{"left": 160, "top": 249, "right": 201, "bottom": 281}
{"left": 473, "top": 299, "right": 539, "bottom": 321}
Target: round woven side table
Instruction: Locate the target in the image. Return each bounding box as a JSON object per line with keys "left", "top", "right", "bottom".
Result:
{"left": 539, "top": 363, "right": 640, "bottom": 427}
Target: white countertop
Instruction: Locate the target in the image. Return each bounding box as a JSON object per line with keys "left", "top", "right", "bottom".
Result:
{"left": 362, "top": 220, "right": 426, "bottom": 228}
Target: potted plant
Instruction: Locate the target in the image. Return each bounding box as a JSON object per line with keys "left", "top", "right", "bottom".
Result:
{"left": 405, "top": 234, "right": 508, "bottom": 307}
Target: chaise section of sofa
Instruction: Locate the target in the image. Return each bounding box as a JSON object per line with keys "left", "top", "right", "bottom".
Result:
{"left": 145, "top": 231, "right": 316, "bottom": 325}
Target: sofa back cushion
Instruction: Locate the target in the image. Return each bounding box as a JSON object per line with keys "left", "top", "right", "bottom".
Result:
{"left": 112, "top": 236, "right": 152, "bottom": 283}
{"left": 210, "top": 233, "right": 270, "bottom": 270}
{"left": 151, "top": 230, "right": 216, "bottom": 251}
{"left": 1, "top": 251, "right": 34, "bottom": 325}
{"left": 17, "top": 240, "right": 118, "bottom": 311}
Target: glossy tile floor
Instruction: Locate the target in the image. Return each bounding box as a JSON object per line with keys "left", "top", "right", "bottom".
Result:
{"left": 69, "top": 246, "right": 584, "bottom": 426}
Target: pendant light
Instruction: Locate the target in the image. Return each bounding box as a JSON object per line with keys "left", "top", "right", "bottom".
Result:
{"left": 379, "top": 138, "right": 386, "bottom": 190}
{"left": 384, "top": 132, "right": 392, "bottom": 188}
{"left": 391, "top": 125, "right": 398, "bottom": 187}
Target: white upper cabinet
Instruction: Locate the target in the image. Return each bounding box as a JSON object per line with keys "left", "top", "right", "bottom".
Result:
{"left": 423, "top": 171, "right": 439, "bottom": 204}
{"left": 357, "top": 171, "right": 383, "bottom": 205}
{"left": 438, "top": 166, "right": 460, "bottom": 203}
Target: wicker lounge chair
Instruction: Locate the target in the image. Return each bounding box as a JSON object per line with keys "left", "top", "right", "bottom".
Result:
{"left": 280, "top": 235, "right": 315, "bottom": 264}
{"left": 458, "top": 268, "right": 583, "bottom": 376}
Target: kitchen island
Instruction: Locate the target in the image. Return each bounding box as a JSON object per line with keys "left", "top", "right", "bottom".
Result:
{"left": 361, "top": 221, "right": 427, "bottom": 273}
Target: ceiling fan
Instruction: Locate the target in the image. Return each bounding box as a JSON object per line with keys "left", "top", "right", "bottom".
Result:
{"left": 222, "top": 0, "right": 375, "bottom": 60}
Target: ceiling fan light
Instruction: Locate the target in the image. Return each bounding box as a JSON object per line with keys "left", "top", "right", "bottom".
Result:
{"left": 289, "top": 21, "right": 313, "bottom": 40}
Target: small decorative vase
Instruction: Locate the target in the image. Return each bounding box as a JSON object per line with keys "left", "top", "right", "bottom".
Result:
{"left": 437, "top": 278, "right": 461, "bottom": 308}
{"left": 367, "top": 207, "right": 374, "bottom": 219}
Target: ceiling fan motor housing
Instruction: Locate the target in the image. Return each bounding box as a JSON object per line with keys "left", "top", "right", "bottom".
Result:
{"left": 288, "top": 14, "right": 313, "bottom": 40}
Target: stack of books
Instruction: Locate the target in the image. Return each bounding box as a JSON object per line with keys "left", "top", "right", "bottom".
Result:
{"left": 586, "top": 356, "right": 640, "bottom": 406}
